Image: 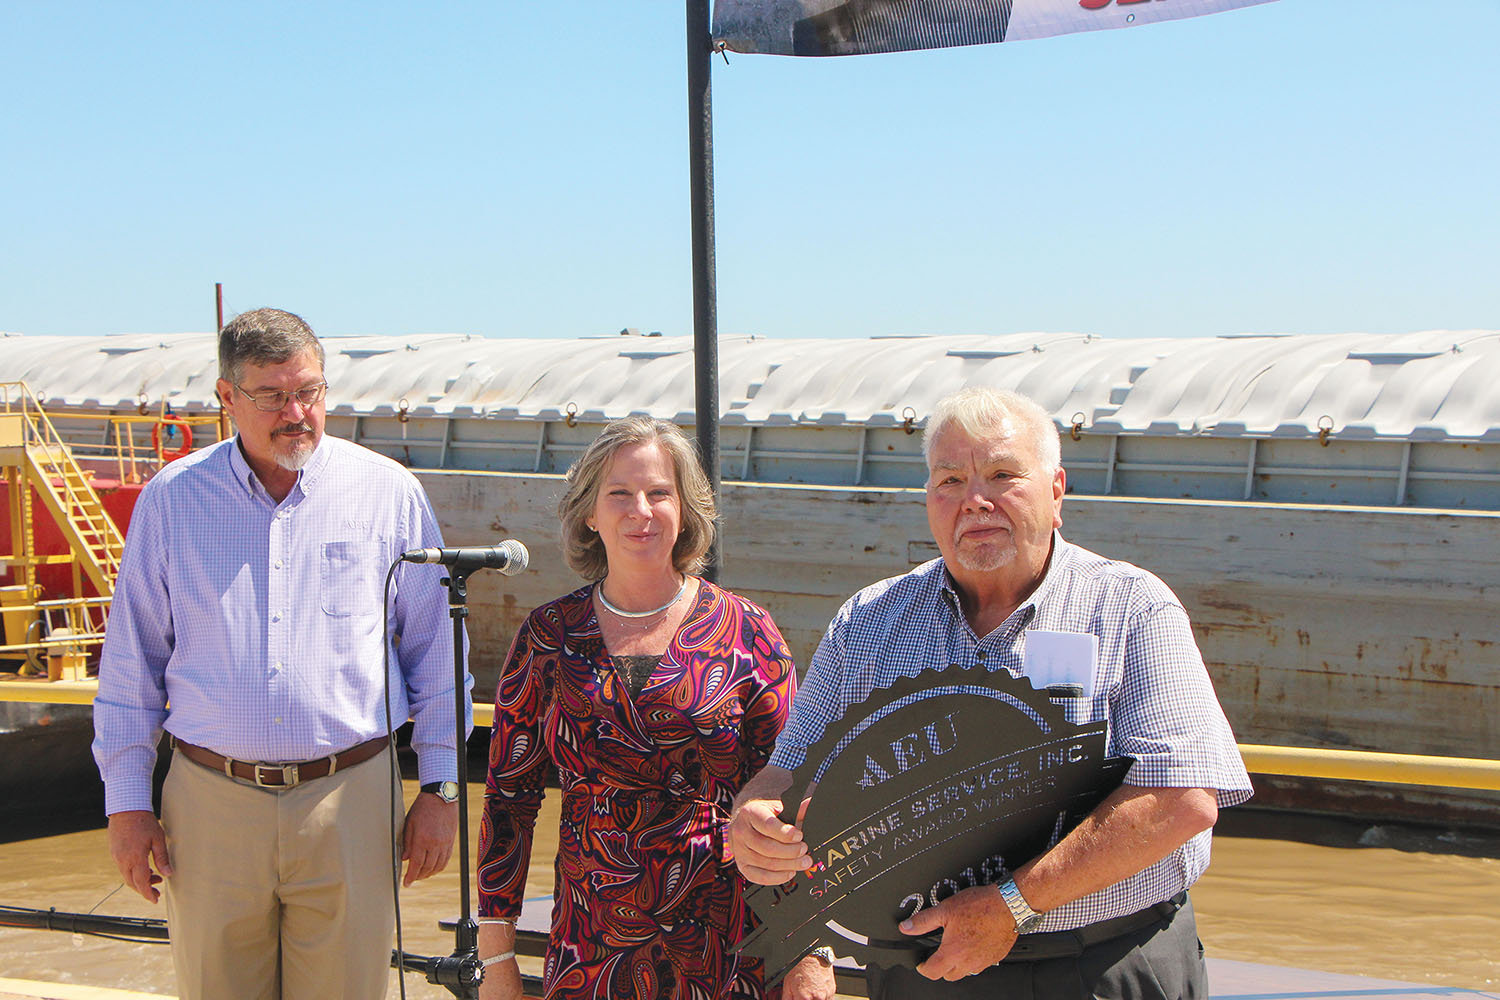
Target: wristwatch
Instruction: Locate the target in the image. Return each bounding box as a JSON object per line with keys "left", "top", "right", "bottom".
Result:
{"left": 996, "top": 878, "right": 1044, "bottom": 934}
{"left": 420, "top": 780, "right": 460, "bottom": 803}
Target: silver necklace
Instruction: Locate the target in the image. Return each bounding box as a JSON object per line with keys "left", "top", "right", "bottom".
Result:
{"left": 595, "top": 575, "right": 687, "bottom": 619}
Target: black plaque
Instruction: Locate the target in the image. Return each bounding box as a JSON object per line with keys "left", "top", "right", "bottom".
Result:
{"left": 737, "top": 667, "right": 1131, "bottom": 984}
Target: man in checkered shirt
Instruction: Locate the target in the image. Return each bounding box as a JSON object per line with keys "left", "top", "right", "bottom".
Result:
{"left": 728, "top": 386, "right": 1252, "bottom": 1000}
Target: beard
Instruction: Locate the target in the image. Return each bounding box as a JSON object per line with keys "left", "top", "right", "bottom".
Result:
{"left": 950, "top": 518, "right": 1016, "bottom": 572}
{"left": 952, "top": 539, "right": 1015, "bottom": 573}
{"left": 272, "top": 424, "right": 318, "bottom": 471}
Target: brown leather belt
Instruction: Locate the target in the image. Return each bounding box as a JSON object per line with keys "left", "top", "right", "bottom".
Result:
{"left": 170, "top": 734, "right": 389, "bottom": 788}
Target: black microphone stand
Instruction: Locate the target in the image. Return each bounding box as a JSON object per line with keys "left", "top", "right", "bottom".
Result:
{"left": 418, "top": 569, "right": 483, "bottom": 998}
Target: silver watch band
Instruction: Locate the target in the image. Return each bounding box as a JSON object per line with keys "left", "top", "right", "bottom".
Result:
{"left": 996, "top": 878, "right": 1044, "bottom": 933}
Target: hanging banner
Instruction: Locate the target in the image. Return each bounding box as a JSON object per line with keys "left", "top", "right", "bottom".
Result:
{"left": 713, "top": 0, "right": 1275, "bottom": 57}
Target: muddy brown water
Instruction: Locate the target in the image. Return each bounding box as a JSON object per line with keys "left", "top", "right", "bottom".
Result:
{"left": 1, "top": 784, "right": 1496, "bottom": 996}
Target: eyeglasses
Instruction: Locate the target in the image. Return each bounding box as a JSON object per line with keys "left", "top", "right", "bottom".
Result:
{"left": 234, "top": 381, "right": 328, "bottom": 412}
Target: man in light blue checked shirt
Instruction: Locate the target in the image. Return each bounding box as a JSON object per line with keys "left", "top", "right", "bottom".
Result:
{"left": 728, "top": 386, "right": 1251, "bottom": 1000}
{"left": 93, "top": 308, "right": 472, "bottom": 1000}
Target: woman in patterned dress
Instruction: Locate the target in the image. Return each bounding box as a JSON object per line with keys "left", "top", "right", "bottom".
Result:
{"left": 477, "top": 417, "right": 835, "bottom": 1000}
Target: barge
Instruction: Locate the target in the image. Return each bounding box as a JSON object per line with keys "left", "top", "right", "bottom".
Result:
{"left": 2, "top": 328, "right": 1496, "bottom": 826}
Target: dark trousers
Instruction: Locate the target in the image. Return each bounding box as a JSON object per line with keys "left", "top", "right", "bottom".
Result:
{"left": 867, "top": 897, "right": 1206, "bottom": 1000}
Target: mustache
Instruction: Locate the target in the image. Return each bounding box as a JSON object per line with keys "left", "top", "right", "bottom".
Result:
{"left": 272, "top": 423, "right": 313, "bottom": 438}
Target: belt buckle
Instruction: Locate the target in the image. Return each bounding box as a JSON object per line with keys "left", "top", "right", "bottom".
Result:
{"left": 254, "top": 762, "right": 299, "bottom": 788}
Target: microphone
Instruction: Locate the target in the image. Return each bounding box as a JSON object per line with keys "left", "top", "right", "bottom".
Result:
{"left": 400, "top": 539, "right": 529, "bottom": 575}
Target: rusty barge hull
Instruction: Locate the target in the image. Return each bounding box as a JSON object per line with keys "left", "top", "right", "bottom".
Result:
{"left": 421, "top": 471, "right": 1500, "bottom": 827}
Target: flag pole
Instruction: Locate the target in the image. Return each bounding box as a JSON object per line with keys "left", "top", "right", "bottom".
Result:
{"left": 686, "top": 0, "right": 722, "bottom": 582}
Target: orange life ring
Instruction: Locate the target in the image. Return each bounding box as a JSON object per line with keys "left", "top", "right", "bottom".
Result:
{"left": 152, "top": 418, "right": 193, "bottom": 462}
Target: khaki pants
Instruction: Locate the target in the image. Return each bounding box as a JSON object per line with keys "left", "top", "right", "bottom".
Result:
{"left": 162, "top": 746, "right": 401, "bottom": 1000}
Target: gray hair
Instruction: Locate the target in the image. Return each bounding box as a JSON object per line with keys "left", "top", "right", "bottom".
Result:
{"left": 218, "top": 308, "right": 326, "bottom": 384}
{"left": 921, "top": 387, "right": 1062, "bottom": 472}
{"left": 558, "top": 416, "right": 717, "bottom": 581}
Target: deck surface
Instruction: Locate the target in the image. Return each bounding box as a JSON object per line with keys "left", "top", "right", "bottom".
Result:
{"left": 5, "top": 958, "right": 1495, "bottom": 1000}
{"left": 1207, "top": 960, "right": 1497, "bottom": 1000}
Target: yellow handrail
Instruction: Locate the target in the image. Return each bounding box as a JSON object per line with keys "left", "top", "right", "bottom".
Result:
{"left": 0, "top": 680, "right": 98, "bottom": 705}
{"left": 1237, "top": 743, "right": 1500, "bottom": 792}
{"left": 108, "top": 412, "right": 222, "bottom": 483}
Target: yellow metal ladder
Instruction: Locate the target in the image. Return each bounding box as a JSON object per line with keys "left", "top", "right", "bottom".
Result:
{"left": 1, "top": 382, "right": 124, "bottom": 596}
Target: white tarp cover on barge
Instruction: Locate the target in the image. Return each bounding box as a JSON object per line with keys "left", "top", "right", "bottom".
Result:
{"left": 5, "top": 328, "right": 1497, "bottom": 508}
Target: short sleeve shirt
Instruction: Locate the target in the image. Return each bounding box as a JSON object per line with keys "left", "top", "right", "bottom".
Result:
{"left": 769, "top": 534, "right": 1252, "bottom": 931}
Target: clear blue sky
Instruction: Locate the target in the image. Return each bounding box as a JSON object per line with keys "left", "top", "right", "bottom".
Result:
{"left": 4, "top": 1, "right": 1496, "bottom": 341}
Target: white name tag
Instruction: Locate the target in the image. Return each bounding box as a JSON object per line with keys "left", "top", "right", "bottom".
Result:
{"left": 1023, "top": 629, "right": 1098, "bottom": 698}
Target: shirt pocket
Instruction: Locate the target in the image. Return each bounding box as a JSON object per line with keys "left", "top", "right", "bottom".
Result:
{"left": 320, "top": 540, "right": 385, "bottom": 617}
